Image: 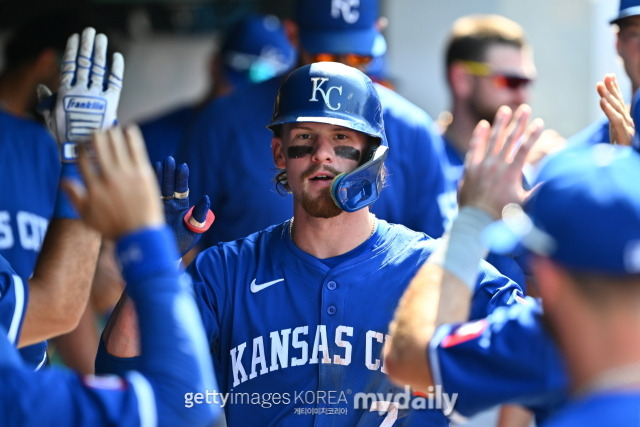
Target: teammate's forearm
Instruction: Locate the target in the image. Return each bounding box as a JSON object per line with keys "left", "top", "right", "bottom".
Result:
{"left": 19, "top": 218, "right": 100, "bottom": 347}
{"left": 385, "top": 207, "right": 492, "bottom": 390}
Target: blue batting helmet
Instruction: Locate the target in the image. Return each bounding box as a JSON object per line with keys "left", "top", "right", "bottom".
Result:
{"left": 267, "top": 62, "right": 388, "bottom": 212}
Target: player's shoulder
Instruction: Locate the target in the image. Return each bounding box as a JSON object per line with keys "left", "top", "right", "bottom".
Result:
{"left": 377, "top": 220, "right": 437, "bottom": 257}
{"left": 197, "top": 222, "right": 288, "bottom": 263}
{"left": 566, "top": 116, "right": 610, "bottom": 146}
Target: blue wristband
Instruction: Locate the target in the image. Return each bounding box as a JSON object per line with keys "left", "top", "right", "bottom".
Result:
{"left": 116, "top": 226, "right": 180, "bottom": 288}
{"left": 54, "top": 163, "right": 83, "bottom": 219}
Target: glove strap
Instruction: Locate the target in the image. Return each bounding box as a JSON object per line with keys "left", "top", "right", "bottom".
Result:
{"left": 61, "top": 141, "right": 78, "bottom": 163}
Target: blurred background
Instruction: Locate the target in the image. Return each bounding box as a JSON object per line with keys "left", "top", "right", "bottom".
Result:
{"left": 0, "top": 0, "right": 622, "bottom": 139}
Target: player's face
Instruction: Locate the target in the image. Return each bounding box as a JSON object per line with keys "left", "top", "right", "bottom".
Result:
{"left": 272, "top": 122, "right": 368, "bottom": 218}
{"left": 468, "top": 44, "right": 536, "bottom": 122}
{"left": 617, "top": 17, "right": 640, "bottom": 92}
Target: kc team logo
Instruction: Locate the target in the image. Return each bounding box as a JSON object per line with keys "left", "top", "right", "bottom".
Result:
{"left": 309, "top": 77, "right": 343, "bottom": 111}
{"left": 331, "top": 0, "right": 360, "bottom": 24}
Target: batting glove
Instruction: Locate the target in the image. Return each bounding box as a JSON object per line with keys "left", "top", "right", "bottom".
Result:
{"left": 37, "top": 27, "right": 124, "bottom": 162}
{"left": 155, "top": 156, "right": 215, "bottom": 256}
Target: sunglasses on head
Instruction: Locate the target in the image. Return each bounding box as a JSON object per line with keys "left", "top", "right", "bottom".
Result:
{"left": 460, "top": 60, "right": 533, "bottom": 90}
{"left": 311, "top": 53, "right": 373, "bottom": 68}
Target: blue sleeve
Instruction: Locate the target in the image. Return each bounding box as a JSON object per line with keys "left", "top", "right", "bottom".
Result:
{"left": 429, "top": 301, "right": 568, "bottom": 421}
{"left": 469, "top": 258, "right": 526, "bottom": 319}
{"left": 95, "top": 227, "right": 221, "bottom": 426}
{"left": 566, "top": 117, "right": 610, "bottom": 147}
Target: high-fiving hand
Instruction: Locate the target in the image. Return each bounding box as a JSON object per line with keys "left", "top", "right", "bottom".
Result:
{"left": 458, "top": 104, "right": 544, "bottom": 219}
{"left": 37, "top": 27, "right": 124, "bottom": 162}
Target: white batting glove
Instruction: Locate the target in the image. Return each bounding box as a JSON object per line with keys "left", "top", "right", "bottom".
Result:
{"left": 37, "top": 27, "right": 124, "bottom": 162}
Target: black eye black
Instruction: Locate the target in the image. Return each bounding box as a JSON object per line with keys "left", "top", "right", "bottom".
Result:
{"left": 288, "top": 146, "right": 313, "bottom": 159}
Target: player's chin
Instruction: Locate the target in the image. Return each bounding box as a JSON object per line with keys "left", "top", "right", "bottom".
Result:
{"left": 301, "top": 190, "right": 342, "bottom": 218}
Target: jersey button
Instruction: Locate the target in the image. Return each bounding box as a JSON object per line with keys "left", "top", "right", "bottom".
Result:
{"left": 327, "top": 305, "right": 337, "bottom": 315}
{"left": 327, "top": 281, "right": 337, "bottom": 290}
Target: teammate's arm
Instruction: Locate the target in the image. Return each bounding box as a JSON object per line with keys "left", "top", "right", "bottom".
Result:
{"left": 385, "top": 105, "right": 543, "bottom": 391}
{"left": 19, "top": 27, "right": 123, "bottom": 347}
{"left": 4, "top": 126, "right": 219, "bottom": 427}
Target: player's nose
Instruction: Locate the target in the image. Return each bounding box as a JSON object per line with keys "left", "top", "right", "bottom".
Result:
{"left": 311, "top": 136, "right": 334, "bottom": 163}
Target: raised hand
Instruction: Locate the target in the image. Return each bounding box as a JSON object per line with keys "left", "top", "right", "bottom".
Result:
{"left": 597, "top": 73, "right": 634, "bottom": 146}
{"left": 62, "top": 126, "right": 164, "bottom": 239}
{"left": 154, "top": 156, "right": 215, "bottom": 256}
{"left": 37, "top": 27, "right": 124, "bottom": 162}
{"left": 458, "top": 104, "right": 544, "bottom": 219}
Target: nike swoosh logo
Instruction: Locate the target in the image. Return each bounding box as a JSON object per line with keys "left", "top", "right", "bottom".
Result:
{"left": 250, "top": 278, "right": 285, "bottom": 293}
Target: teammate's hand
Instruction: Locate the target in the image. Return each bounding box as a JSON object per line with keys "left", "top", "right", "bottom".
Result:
{"left": 155, "top": 156, "right": 215, "bottom": 256}
{"left": 458, "top": 104, "right": 544, "bottom": 219}
{"left": 61, "top": 126, "right": 164, "bottom": 239}
{"left": 597, "top": 73, "right": 634, "bottom": 146}
{"left": 37, "top": 27, "right": 124, "bottom": 163}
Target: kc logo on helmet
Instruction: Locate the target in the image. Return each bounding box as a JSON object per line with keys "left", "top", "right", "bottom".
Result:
{"left": 309, "top": 77, "right": 343, "bottom": 111}
{"left": 331, "top": 0, "right": 360, "bottom": 24}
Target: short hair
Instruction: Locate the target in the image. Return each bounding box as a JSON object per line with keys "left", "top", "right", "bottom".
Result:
{"left": 444, "top": 14, "right": 529, "bottom": 69}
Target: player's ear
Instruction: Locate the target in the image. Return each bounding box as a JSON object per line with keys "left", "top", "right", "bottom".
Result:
{"left": 530, "top": 256, "right": 564, "bottom": 310}
{"left": 449, "top": 62, "right": 474, "bottom": 99}
{"left": 272, "top": 136, "right": 286, "bottom": 168}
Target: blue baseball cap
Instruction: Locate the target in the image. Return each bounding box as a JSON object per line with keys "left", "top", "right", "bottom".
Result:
{"left": 483, "top": 143, "right": 640, "bottom": 274}
{"left": 221, "top": 14, "right": 297, "bottom": 86}
{"left": 295, "top": 0, "right": 387, "bottom": 57}
{"left": 610, "top": 0, "right": 640, "bottom": 24}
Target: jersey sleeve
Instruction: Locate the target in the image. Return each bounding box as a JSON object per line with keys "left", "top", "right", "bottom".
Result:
{"left": 469, "top": 258, "right": 527, "bottom": 320}
{"left": 428, "top": 300, "right": 568, "bottom": 422}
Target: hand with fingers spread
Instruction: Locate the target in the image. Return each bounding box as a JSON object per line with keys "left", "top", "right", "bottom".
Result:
{"left": 37, "top": 27, "right": 124, "bottom": 162}
{"left": 154, "top": 156, "right": 215, "bottom": 256}
{"left": 62, "top": 126, "right": 164, "bottom": 239}
{"left": 597, "top": 73, "right": 634, "bottom": 146}
{"left": 459, "top": 104, "right": 545, "bottom": 219}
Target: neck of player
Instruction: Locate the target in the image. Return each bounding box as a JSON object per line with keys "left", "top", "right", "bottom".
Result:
{"left": 290, "top": 208, "right": 376, "bottom": 259}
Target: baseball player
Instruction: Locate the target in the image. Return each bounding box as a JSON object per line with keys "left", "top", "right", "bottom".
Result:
{"left": 0, "top": 10, "right": 82, "bottom": 370}
{"left": 139, "top": 13, "right": 296, "bottom": 164}
{"left": 568, "top": 0, "right": 640, "bottom": 146}
{"left": 174, "top": 0, "right": 455, "bottom": 251}
{"left": 1, "top": 125, "right": 220, "bottom": 427}
{"left": 98, "top": 62, "right": 528, "bottom": 426}
{"left": 386, "top": 103, "right": 640, "bottom": 424}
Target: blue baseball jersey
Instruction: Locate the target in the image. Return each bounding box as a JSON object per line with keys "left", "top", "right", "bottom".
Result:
{"left": 429, "top": 299, "right": 568, "bottom": 424}
{"left": 187, "top": 219, "right": 523, "bottom": 425}
{"left": 0, "top": 111, "right": 60, "bottom": 369}
{"left": 138, "top": 104, "right": 198, "bottom": 164}
{"left": 0, "top": 254, "right": 28, "bottom": 347}
{"left": 2, "top": 227, "right": 220, "bottom": 427}
{"left": 542, "top": 393, "right": 640, "bottom": 426}
{"left": 0, "top": 111, "right": 59, "bottom": 278}
{"left": 175, "top": 76, "right": 455, "bottom": 249}
{"left": 565, "top": 117, "right": 609, "bottom": 147}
